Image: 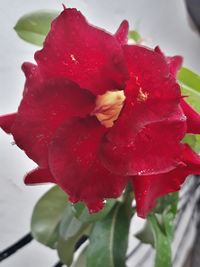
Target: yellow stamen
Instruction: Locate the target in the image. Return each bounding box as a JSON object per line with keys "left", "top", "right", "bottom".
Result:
{"left": 92, "top": 90, "right": 125, "bottom": 128}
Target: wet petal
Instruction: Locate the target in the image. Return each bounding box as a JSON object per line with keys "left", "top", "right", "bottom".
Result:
{"left": 49, "top": 117, "right": 127, "bottom": 213}
{"left": 35, "top": 8, "right": 128, "bottom": 95}
{"left": 11, "top": 63, "right": 95, "bottom": 167}
{"left": 132, "top": 144, "right": 200, "bottom": 218}
{"left": 101, "top": 120, "right": 186, "bottom": 176}
{"left": 100, "top": 45, "right": 186, "bottom": 176}
{"left": 132, "top": 171, "right": 185, "bottom": 218}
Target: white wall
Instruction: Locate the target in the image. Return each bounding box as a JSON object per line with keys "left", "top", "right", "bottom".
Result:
{"left": 0, "top": 0, "right": 199, "bottom": 266}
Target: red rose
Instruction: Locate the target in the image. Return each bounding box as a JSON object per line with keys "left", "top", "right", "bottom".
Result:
{"left": 1, "top": 7, "right": 200, "bottom": 217}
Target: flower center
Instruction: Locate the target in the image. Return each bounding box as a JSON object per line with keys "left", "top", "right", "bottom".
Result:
{"left": 92, "top": 90, "right": 125, "bottom": 128}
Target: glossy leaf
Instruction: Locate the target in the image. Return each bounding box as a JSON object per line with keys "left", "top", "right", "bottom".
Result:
{"left": 57, "top": 225, "right": 89, "bottom": 266}
{"left": 14, "top": 10, "right": 58, "bottom": 46}
{"left": 178, "top": 67, "right": 200, "bottom": 112}
{"left": 71, "top": 199, "right": 116, "bottom": 223}
{"left": 59, "top": 205, "right": 83, "bottom": 240}
{"left": 178, "top": 67, "right": 200, "bottom": 152}
{"left": 87, "top": 202, "right": 131, "bottom": 267}
{"left": 148, "top": 214, "right": 172, "bottom": 267}
{"left": 178, "top": 67, "right": 200, "bottom": 94}
{"left": 31, "top": 186, "right": 67, "bottom": 248}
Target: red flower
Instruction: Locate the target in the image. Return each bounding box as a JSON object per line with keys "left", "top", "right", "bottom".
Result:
{"left": 1, "top": 7, "right": 200, "bottom": 217}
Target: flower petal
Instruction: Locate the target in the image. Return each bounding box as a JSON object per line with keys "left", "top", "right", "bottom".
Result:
{"left": 132, "top": 144, "right": 200, "bottom": 218}
{"left": 114, "top": 20, "right": 129, "bottom": 45}
{"left": 132, "top": 172, "right": 184, "bottom": 218}
{"left": 35, "top": 8, "right": 128, "bottom": 95}
{"left": 154, "top": 47, "right": 200, "bottom": 134}
{"left": 11, "top": 63, "right": 95, "bottom": 167}
{"left": 0, "top": 113, "right": 16, "bottom": 134}
{"left": 49, "top": 117, "right": 127, "bottom": 213}
{"left": 100, "top": 45, "right": 186, "bottom": 176}
{"left": 154, "top": 46, "right": 183, "bottom": 77}
{"left": 24, "top": 167, "right": 55, "bottom": 185}
{"left": 181, "top": 98, "right": 200, "bottom": 134}
{"left": 101, "top": 120, "right": 186, "bottom": 176}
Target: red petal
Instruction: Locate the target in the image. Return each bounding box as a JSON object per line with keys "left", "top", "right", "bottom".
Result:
{"left": 49, "top": 117, "right": 127, "bottom": 213}
{"left": 35, "top": 8, "right": 128, "bottom": 95}
{"left": 11, "top": 63, "right": 95, "bottom": 167}
{"left": 168, "top": 56, "right": 183, "bottom": 77}
{"left": 183, "top": 144, "right": 200, "bottom": 171}
{"left": 24, "top": 168, "right": 55, "bottom": 185}
{"left": 115, "top": 20, "right": 129, "bottom": 45}
{"left": 132, "top": 144, "right": 200, "bottom": 218}
{"left": 100, "top": 45, "right": 186, "bottom": 176}
{"left": 0, "top": 113, "right": 16, "bottom": 134}
{"left": 132, "top": 171, "right": 185, "bottom": 218}
{"left": 101, "top": 120, "right": 186, "bottom": 176}
{"left": 181, "top": 98, "right": 200, "bottom": 134}
{"left": 154, "top": 46, "right": 183, "bottom": 77}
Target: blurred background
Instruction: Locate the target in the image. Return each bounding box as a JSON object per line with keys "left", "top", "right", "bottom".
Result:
{"left": 0, "top": 0, "right": 199, "bottom": 266}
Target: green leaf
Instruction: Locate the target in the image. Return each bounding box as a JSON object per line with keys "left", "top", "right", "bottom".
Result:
{"left": 155, "top": 192, "right": 178, "bottom": 242}
{"left": 178, "top": 67, "right": 200, "bottom": 94}
{"left": 59, "top": 205, "right": 83, "bottom": 240}
{"left": 182, "top": 134, "right": 200, "bottom": 153}
{"left": 14, "top": 10, "right": 58, "bottom": 46}
{"left": 57, "top": 225, "right": 90, "bottom": 266}
{"left": 178, "top": 67, "right": 200, "bottom": 151}
{"left": 136, "top": 193, "right": 177, "bottom": 247}
{"left": 178, "top": 67, "right": 200, "bottom": 113}
{"left": 147, "top": 193, "right": 179, "bottom": 266}
{"left": 31, "top": 186, "right": 67, "bottom": 248}
{"left": 128, "top": 30, "right": 141, "bottom": 43}
{"left": 182, "top": 134, "right": 196, "bottom": 148}
{"left": 148, "top": 214, "right": 172, "bottom": 267}
{"left": 87, "top": 202, "right": 131, "bottom": 267}
{"left": 71, "top": 199, "right": 116, "bottom": 223}
{"left": 181, "top": 86, "right": 200, "bottom": 113}
{"left": 154, "top": 192, "right": 178, "bottom": 215}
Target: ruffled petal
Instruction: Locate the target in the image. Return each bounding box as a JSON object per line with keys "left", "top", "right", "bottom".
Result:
{"left": 35, "top": 8, "right": 128, "bottom": 95}
{"left": 11, "top": 63, "right": 95, "bottom": 167}
{"left": 114, "top": 20, "right": 129, "bottom": 45}
{"left": 154, "top": 46, "right": 183, "bottom": 77}
{"left": 168, "top": 56, "right": 183, "bottom": 77}
{"left": 49, "top": 117, "right": 127, "bottom": 213}
{"left": 100, "top": 45, "right": 186, "bottom": 176}
{"left": 132, "top": 144, "right": 200, "bottom": 218}
{"left": 132, "top": 171, "right": 185, "bottom": 218}
{"left": 181, "top": 98, "right": 200, "bottom": 134}
{"left": 24, "top": 167, "right": 55, "bottom": 185}
{"left": 154, "top": 47, "right": 200, "bottom": 134}
{"left": 0, "top": 113, "right": 16, "bottom": 134}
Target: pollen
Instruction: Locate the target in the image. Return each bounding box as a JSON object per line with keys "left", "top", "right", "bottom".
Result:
{"left": 92, "top": 90, "right": 126, "bottom": 128}
{"left": 137, "top": 88, "right": 148, "bottom": 102}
